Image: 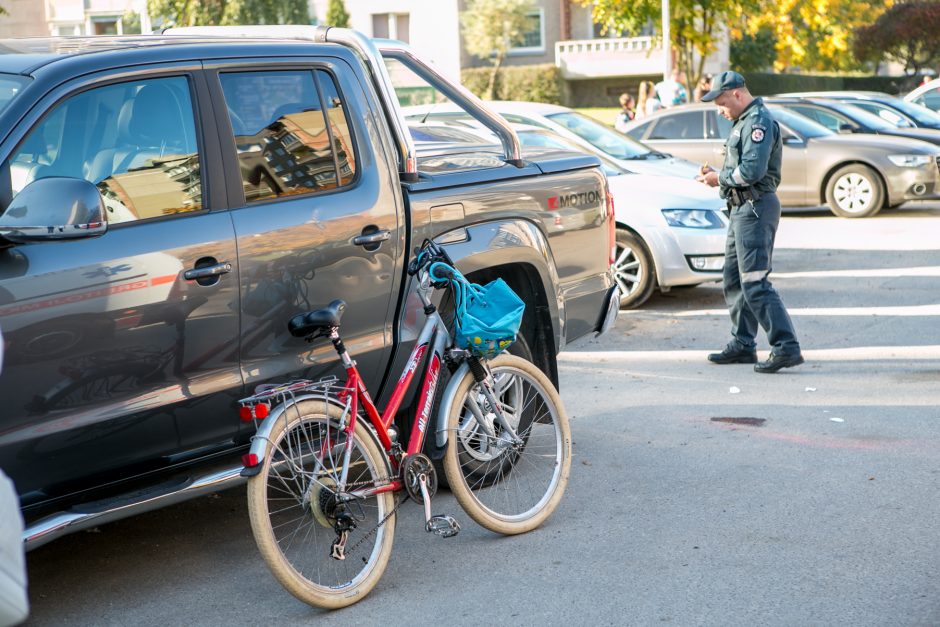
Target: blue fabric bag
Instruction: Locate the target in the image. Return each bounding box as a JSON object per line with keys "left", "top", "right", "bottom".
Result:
{"left": 429, "top": 262, "right": 525, "bottom": 358}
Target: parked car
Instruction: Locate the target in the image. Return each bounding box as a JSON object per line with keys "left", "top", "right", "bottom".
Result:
{"left": 479, "top": 124, "right": 727, "bottom": 308}
{"left": 765, "top": 97, "right": 940, "bottom": 147}
{"left": 0, "top": 28, "right": 618, "bottom": 549}
{"left": 779, "top": 91, "right": 940, "bottom": 130}
{"left": 621, "top": 102, "right": 940, "bottom": 218}
{"left": 403, "top": 100, "right": 702, "bottom": 178}
{"left": 906, "top": 78, "right": 940, "bottom": 112}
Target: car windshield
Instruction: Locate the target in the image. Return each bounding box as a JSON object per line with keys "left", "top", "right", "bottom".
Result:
{"left": 0, "top": 74, "right": 29, "bottom": 115}
{"left": 543, "top": 111, "right": 655, "bottom": 160}
{"left": 826, "top": 101, "right": 898, "bottom": 131}
{"left": 875, "top": 98, "right": 940, "bottom": 126}
{"left": 769, "top": 107, "right": 833, "bottom": 138}
{"left": 517, "top": 130, "right": 625, "bottom": 177}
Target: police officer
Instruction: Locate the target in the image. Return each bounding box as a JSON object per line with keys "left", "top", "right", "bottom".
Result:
{"left": 696, "top": 71, "right": 804, "bottom": 373}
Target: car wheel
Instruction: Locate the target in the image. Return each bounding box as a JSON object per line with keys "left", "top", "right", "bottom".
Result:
{"left": 614, "top": 228, "right": 655, "bottom": 308}
{"left": 825, "top": 164, "right": 884, "bottom": 218}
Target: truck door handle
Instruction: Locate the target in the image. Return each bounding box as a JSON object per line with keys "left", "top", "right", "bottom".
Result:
{"left": 184, "top": 261, "right": 232, "bottom": 282}
{"left": 353, "top": 229, "right": 390, "bottom": 248}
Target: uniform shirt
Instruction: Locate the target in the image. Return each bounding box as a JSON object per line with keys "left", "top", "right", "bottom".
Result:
{"left": 718, "top": 97, "right": 782, "bottom": 199}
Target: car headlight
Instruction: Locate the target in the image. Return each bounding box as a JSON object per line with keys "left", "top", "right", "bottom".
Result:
{"left": 661, "top": 208, "right": 724, "bottom": 229}
{"left": 888, "top": 154, "right": 933, "bottom": 168}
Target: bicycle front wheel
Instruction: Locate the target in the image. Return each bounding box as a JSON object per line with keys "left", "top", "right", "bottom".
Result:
{"left": 247, "top": 400, "right": 395, "bottom": 609}
{"left": 442, "top": 354, "right": 571, "bottom": 535}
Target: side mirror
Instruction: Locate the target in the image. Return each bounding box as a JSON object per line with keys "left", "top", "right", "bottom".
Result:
{"left": 0, "top": 177, "right": 107, "bottom": 244}
{"left": 782, "top": 134, "right": 803, "bottom": 145}
{"left": 838, "top": 123, "right": 855, "bottom": 134}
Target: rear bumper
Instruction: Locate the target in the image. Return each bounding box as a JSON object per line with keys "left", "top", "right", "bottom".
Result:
{"left": 595, "top": 284, "right": 621, "bottom": 337}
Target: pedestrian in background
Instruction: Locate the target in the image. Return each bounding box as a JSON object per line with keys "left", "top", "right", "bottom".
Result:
{"left": 654, "top": 69, "right": 688, "bottom": 108}
{"left": 636, "top": 81, "right": 661, "bottom": 119}
{"left": 614, "top": 92, "right": 636, "bottom": 132}
{"left": 695, "top": 71, "right": 804, "bottom": 373}
{"left": 693, "top": 73, "right": 713, "bottom": 103}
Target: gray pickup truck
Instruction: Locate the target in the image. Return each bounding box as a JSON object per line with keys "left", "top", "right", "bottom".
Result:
{"left": 0, "top": 26, "right": 618, "bottom": 549}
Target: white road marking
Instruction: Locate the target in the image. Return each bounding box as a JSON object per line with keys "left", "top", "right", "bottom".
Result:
{"left": 559, "top": 345, "right": 940, "bottom": 362}
{"left": 772, "top": 266, "right": 940, "bottom": 279}
{"left": 622, "top": 304, "right": 940, "bottom": 317}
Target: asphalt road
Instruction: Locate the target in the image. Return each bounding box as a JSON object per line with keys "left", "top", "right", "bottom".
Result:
{"left": 22, "top": 204, "right": 940, "bottom": 626}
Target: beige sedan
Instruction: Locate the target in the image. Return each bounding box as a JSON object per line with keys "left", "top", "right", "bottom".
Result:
{"left": 621, "top": 103, "right": 940, "bottom": 218}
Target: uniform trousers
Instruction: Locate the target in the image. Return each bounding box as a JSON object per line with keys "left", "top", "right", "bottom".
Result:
{"left": 723, "top": 192, "right": 801, "bottom": 356}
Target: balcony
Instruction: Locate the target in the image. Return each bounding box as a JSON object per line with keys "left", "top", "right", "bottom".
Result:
{"left": 555, "top": 36, "right": 664, "bottom": 80}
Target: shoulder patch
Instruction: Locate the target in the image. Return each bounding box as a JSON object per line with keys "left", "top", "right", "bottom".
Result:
{"left": 751, "top": 126, "right": 765, "bottom": 143}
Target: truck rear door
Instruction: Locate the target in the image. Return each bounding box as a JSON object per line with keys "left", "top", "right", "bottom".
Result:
{"left": 206, "top": 56, "right": 405, "bottom": 393}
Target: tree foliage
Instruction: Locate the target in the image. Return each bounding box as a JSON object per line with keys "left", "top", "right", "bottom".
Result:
{"left": 740, "top": 0, "right": 888, "bottom": 72}
{"left": 147, "top": 0, "right": 308, "bottom": 28}
{"left": 461, "top": 0, "right": 536, "bottom": 100}
{"left": 730, "top": 25, "right": 776, "bottom": 72}
{"left": 854, "top": 1, "right": 940, "bottom": 76}
{"left": 325, "top": 0, "right": 350, "bottom": 28}
{"left": 578, "top": 0, "right": 756, "bottom": 101}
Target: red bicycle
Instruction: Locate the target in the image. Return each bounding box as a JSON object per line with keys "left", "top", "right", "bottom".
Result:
{"left": 236, "top": 240, "right": 571, "bottom": 609}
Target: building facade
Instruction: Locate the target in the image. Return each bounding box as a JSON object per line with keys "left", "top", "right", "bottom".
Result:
{"left": 0, "top": 0, "right": 151, "bottom": 38}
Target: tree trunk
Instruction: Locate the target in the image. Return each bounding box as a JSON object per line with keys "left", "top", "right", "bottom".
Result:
{"left": 486, "top": 53, "right": 504, "bottom": 101}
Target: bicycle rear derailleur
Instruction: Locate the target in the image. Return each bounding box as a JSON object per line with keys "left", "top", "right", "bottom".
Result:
{"left": 401, "top": 454, "right": 460, "bottom": 538}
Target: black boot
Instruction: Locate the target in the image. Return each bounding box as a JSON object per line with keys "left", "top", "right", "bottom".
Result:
{"left": 754, "top": 352, "right": 805, "bottom": 373}
{"left": 707, "top": 345, "right": 758, "bottom": 364}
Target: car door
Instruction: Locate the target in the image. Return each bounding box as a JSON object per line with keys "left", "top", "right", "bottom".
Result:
{"left": 643, "top": 110, "right": 713, "bottom": 164}
{"left": 207, "top": 58, "right": 404, "bottom": 395}
{"left": 708, "top": 111, "right": 807, "bottom": 205}
{"left": 0, "top": 67, "right": 242, "bottom": 505}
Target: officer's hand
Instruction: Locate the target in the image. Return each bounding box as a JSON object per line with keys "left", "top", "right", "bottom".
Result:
{"left": 699, "top": 163, "right": 716, "bottom": 176}
{"left": 696, "top": 170, "right": 719, "bottom": 187}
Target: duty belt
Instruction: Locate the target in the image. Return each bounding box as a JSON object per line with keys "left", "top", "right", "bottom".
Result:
{"left": 729, "top": 187, "right": 760, "bottom": 207}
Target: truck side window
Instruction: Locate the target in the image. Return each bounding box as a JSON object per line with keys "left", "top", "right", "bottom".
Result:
{"left": 220, "top": 69, "right": 356, "bottom": 203}
{"left": 6, "top": 76, "right": 202, "bottom": 224}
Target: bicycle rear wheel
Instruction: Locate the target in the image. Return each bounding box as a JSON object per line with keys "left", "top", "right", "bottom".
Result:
{"left": 442, "top": 354, "right": 571, "bottom": 535}
{"left": 247, "top": 400, "right": 395, "bottom": 609}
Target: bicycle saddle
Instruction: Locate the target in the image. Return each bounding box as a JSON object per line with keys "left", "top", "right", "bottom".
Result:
{"left": 288, "top": 299, "right": 346, "bottom": 338}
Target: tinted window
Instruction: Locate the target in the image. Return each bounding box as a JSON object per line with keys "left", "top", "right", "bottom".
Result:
{"left": 7, "top": 76, "right": 201, "bottom": 223}
{"left": 220, "top": 69, "right": 356, "bottom": 203}
{"left": 767, "top": 107, "right": 832, "bottom": 138}
{"left": 874, "top": 98, "right": 940, "bottom": 126}
{"left": 788, "top": 105, "right": 849, "bottom": 132}
{"left": 0, "top": 74, "right": 29, "bottom": 114}
{"left": 625, "top": 120, "right": 652, "bottom": 140}
{"left": 849, "top": 101, "right": 912, "bottom": 127}
{"left": 647, "top": 111, "right": 704, "bottom": 140}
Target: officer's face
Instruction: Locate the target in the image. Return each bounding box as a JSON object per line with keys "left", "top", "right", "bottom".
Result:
{"left": 714, "top": 89, "right": 744, "bottom": 120}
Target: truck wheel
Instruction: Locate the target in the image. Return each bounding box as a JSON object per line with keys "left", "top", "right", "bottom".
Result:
{"left": 825, "top": 164, "right": 884, "bottom": 218}
{"left": 614, "top": 229, "right": 655, "bottom": 308}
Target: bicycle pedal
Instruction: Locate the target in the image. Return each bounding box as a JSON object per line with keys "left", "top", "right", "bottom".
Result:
{"left": 425, "top": 514, "right": 460, "bottom": 538}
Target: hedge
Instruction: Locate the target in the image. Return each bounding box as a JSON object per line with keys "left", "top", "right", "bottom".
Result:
{"left": 741, "top": 72, "right": 909, "bottom": 96}
{"left": 460, "top": 64, "right": 563, "bottom": 104}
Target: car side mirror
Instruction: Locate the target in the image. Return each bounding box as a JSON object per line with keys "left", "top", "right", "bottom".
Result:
{"left": 838, "top": 123, "right": 855, "bottom": 134}
{"left": 0, "top": 177, "right": 107, "bottom": 245}
{"left": 782, "top": 134, "right": 803, "bottom": 145}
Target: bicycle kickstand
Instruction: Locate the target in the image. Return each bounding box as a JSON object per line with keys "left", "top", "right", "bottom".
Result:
{"left": 418, "top": 473, "right": 460, "bottom": 538}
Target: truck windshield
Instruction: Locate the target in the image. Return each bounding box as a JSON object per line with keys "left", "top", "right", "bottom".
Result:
{"left": 0, "top": 74, "right": 29, "bottom": 114}
{"left": 544, "top": 111, "right": 654, "bottom": 160}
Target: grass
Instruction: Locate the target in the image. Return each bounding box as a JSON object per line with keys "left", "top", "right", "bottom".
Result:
{"left": 574, "top": 107, "right": 620, "bottom": 127}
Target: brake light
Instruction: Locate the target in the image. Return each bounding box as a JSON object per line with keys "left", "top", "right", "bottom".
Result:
{"left": 605, "top": 183, "right": 616, "bottom": 266}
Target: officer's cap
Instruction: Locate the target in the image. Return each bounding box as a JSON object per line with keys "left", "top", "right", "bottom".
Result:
{"left": 700, "top": 71, "right": 747, "bottom": 102}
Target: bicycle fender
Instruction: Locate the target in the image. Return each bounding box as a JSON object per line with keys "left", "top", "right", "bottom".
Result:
{"left": 241, "top": 393, "right": 387, "bottom": 478}
{"left": 435, "top": 361, "right": 470, "bottom": 449}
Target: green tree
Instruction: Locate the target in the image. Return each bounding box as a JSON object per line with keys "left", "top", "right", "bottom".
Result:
{"left": 325, "top": 0, "right": 350, "bottom": 27}
{"left": 854, "top": 1, "right": 940, "bottom": 76}
{"left": 461, "top": 0, "right": 535, "bottom": 100}
{"left": 148, "top": 0, "right": 308, "bottom": 27}
{"left": 578, "top": 0, "right": 756, "bottom": 100}
{"left": 730, "top": 24, "right": 776, "bottom": 72}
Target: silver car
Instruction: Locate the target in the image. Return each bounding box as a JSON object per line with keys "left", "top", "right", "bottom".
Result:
{"left": 622, "top": 103, "right": 940, "bottom": 218}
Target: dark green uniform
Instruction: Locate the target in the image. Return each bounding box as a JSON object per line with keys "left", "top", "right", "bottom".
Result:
{"left": 719, "top": 98, "right": 800, "bottom": 358}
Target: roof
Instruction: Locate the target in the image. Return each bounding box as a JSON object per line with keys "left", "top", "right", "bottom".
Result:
{"left": 0, "top": 35, "right": 326, "bottom": 75}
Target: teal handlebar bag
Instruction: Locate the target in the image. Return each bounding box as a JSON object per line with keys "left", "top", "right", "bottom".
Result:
{"left": 428, "top": 262, "right": 525, "bottom": 358}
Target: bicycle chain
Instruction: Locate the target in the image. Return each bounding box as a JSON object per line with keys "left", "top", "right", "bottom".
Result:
{"left": 340, "top": 478, "right": 403, "bottom": 559}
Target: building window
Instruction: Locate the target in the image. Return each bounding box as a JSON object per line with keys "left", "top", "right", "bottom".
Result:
{"left": 510, "top": 9, "right": 544, "bottom": 54}
{"left": 371, "top": 13, "right": 410, "bottom": 43}
{"left": 92, "top": 18, "right": 120, "bottom": 35}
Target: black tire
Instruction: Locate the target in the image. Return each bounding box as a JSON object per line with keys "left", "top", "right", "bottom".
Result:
{"left": 614, "top": 228, "right": 656, "bottom": 308}
{"left": 442, "top": 354, "right": 571, "bottom": 534}
{"left": 825, "top": 164, "right": 884, "bottom": 218}
{"left": 247, "top": 401, "right": 395, "bottom": 609}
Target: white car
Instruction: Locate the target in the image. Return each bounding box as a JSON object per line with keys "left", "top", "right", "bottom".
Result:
{"left": 403, "top": 100, "right": 701, "bottom": 179}
{"left": 410, "top": 119, "right": 727, "bottom": 308}
{"left": 905, "top": 78, "right": 940, "bottom": 112}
